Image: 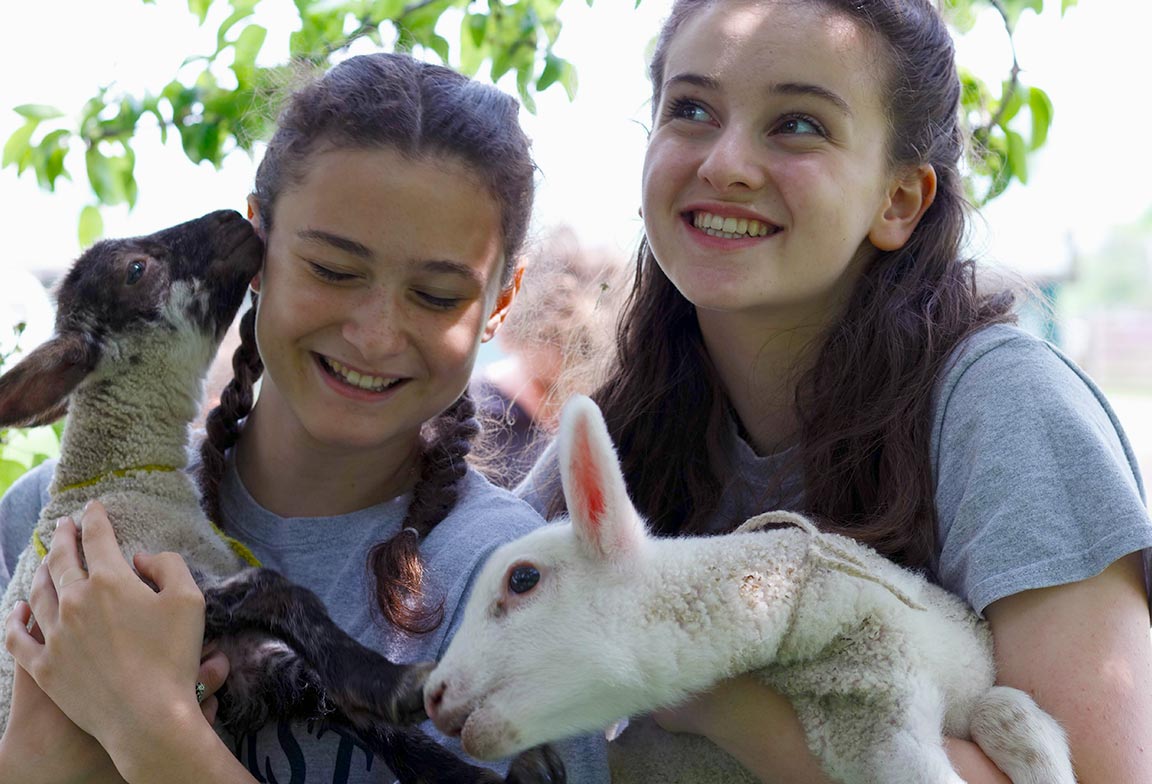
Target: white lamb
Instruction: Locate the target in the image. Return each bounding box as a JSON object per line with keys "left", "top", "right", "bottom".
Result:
{"left": 424, "top": 394, "right": 1076, "bottom": 784}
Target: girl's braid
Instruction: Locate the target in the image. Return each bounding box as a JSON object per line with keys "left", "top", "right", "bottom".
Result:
{"left": 198, "top": 297, "right": 264, "bottom": 525}
{"left": 367, "top": 391, "right": 480, "bottom": 634}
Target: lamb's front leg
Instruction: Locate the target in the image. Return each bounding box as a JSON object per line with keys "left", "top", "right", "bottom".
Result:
{"left": 202, "top": 568, "right": 428, "bottom": 725}
{"left": 355, "top": 726, "right": 565, "bottom": 784}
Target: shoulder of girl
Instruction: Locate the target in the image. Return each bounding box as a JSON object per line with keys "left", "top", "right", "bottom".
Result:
{"left": 940, "top": 324, "right": 1091, "bottom": 403}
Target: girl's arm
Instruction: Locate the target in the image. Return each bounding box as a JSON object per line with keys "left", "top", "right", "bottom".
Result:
{"left": 4, "top": 504, "right": 257, "bottom": 784}
{"left": 985, "top": 551, "right": 1152, "bottom": 784}
{"left": 653, "top": 675, "right": 1010, "bottom": 783}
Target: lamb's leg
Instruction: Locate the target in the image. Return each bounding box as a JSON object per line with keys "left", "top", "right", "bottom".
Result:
{"left": 798, "top": 689, "right": 965, "bottom": 784}
{"left": 211, "top": 629, "right": 334, "bottom": 736}
{"left": 354, "top": 725, "right": 564, "bottom": 784}
{"left": 969, "top": 686, "right": 1075, "bottom": 784}
{"left": 202, "top": 568, "right": 427, "bottom": 725}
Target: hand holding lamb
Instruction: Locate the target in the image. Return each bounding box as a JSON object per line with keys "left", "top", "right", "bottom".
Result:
{"left": 0, "top": 211, "right": 562, "bottom": 784}
{"left": 425, "top": 394, "right": 1075, "bottom": 784}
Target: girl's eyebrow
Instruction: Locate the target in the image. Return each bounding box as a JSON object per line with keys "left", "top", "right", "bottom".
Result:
{"left": 663, "top": 73, "right": 852, "bottom": 118}
{"left": 421, "top": 259, "right": 484, "bottom": 285}
{"left": 298, "top": 228, "right": 373, "bottom": 259}
{"left": 772, "top": 81, "right": 852, "bottom": 117}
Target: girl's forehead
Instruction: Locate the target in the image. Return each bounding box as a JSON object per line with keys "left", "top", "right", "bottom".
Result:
{"left": 663, "top": 0, "right": 889, "bottom": 104}
{"left": 277, "top": 147, "right": 507, "bottom": 281}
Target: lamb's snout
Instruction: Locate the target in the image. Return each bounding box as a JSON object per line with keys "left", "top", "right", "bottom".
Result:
{"left": 424, "top": 675, "right": 469, "bottom": 737}
{"left": 424, "top": 678, "right": 452, "bottom": 729}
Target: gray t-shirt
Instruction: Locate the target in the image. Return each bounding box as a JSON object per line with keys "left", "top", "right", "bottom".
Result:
{"left": 516, "top": 323, "right": 1152, "bottom": 783}
{"left": 519, "top": 324, "right": 1152, "bottom": 614}
{"left": 0, "top": 455, "right": 610, "bottom": 784}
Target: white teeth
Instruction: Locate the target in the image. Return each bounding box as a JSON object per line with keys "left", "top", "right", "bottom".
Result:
{"left": 693, "top": 211, "right": 774, "bottom": 238}
{"left": 324, "top": 357, "right": 398, "bottom": 392}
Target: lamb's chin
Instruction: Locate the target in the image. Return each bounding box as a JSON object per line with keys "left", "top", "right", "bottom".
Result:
{"left": 460, "top": 709, "right": 523, "bottom": 761}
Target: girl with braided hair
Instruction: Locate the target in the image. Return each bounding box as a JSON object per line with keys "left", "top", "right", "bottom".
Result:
{"left": 0, "top": 52, "right": 609, "bottom": 783}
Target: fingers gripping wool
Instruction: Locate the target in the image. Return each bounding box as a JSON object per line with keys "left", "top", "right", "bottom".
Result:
{"left": 427, "top": 395, "right": 1074, "bottom": 784}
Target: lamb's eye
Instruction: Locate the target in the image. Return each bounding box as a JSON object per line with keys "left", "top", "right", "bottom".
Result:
{"left": 508, "top": 565, "right": 540, "bottom": 595}
{"left": 125, "top": 260, "right": 147, "bottom": 286}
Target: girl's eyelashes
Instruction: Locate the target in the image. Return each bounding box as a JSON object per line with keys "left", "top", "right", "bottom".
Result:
{"left": 664, "top": 96, "right": 714, "bottom": 125}
{"left": 663, "top": 96, "right": 828, "bottom": 141}
{"left": 307, "top": 261, "right": 356, "bottom": 282}
{"left": 415, "top": 291, "right": 464, "bottom": 310}
{"left": 773, "top": 113, "right": 827, "bottom": 138}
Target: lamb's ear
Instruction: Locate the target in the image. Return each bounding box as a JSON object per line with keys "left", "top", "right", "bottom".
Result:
{"left": 0, "top": 332, "right": 99, "bottom": 427}
{"left": 558, "top": 395, "right": 646, "bottom": 560}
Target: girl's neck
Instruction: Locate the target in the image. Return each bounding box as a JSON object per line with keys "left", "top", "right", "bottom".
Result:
{"left": 696, "top": 308, "right": 829, "bottom": 457}
{"left": 234, "top": 403, "right": 421, "bottom": 518}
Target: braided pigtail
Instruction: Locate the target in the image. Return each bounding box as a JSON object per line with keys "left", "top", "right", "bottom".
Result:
{"left": 198, "top": 297, "right": 264, "bottom": 525}
{"left": 367, "top": 392, "right": 480, "bottom": 634}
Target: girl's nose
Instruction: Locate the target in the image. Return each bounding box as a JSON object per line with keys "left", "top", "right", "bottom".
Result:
{"left": 342, "top": 292, "right": 408, "bottom": 360}
{"left": 697, "top": 128, "right": 768, "bottom": 193}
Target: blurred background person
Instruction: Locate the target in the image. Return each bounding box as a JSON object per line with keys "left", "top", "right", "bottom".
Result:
{"left": 472, "top": 225, "right": 630, "bottom": 487}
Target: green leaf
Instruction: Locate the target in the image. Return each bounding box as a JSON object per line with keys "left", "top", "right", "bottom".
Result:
{"left": 373, "top": 0, "right": 407, "bottom": 20}
{"left": 536, "top": 52, "right": 563, "bottom": 92}
{"left": 78, "top": 204, "right": 104, "bottom": 247}
{"left": 14, "top": 104, "right": 65, "bottom": 121}
{"left": 1006, "top": 129, "right": 1028, "bottom": 185}
{"left": 233, "top": 24, "right": 268, "bottom": 70}
{"left": 516, "top": 66, "right": 537, "bottom": 114}
{"left": 1061, "top": 0, "right": 1078, "bottom": 13}
{"left": 997, "top": 81, "right": 1023, "bottom": 125}
{"left": 1028, "top": 86, "right": 1053, "bottom": 150}
{"left": 36, "top": 129, "right": 71, "bottom": 190}
{"left": 0, "top": 459, "right": 27, "bottom": 495}
{"left": 466, "top": 12, "right": 488, "bottom": 48}
{"left": 2, "top": 120, "right": 37, "bottom": 172}
{"left": 188, "top": 0, "right": 213, "bottom": 25}
{"left": 426, "top": 33, "right": 451, "bottom": 63}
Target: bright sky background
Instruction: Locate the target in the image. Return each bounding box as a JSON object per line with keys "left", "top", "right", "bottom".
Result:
{"left": 3, "top": 0, "right": 1150, "bottom": 278}
{"left": 1, "top": 0, "right": 1150, "bottom": 470}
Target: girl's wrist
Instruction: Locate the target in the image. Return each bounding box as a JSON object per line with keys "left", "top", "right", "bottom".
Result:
{"left": 103, "top": 699, "right": 220, "bottom": 784}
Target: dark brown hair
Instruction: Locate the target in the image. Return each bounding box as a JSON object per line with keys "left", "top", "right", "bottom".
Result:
{"left": 572, "top": 0, "right": 1015, "bottom": 570}
{"left": 199, "top": 52, "right": 534, "bottom": 633}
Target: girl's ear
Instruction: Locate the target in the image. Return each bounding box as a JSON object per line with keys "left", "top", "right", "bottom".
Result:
{"left": 558, "top": 395, "right": 646, "bottom": 561}
{"left": 481, "top": 265, "right": 524, "bottom": 343}
{"left": 868, "top": 163, "right": 937, "bottom": 251}
{"left": 246, "top": 194, "right": 265, "bottom": 239}
{"left": 245, "top": 194, "right": 265, "bottom": 294}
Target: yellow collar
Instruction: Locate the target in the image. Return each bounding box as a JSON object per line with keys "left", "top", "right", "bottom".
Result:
{"left": 57, "top": 464, "right": 178, "bottom": 493}
{"left": 35, "top": 464, "right": 262, "bottom": 567}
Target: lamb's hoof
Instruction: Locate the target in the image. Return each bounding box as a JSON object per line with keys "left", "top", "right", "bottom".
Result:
{"left": 386, "top": 662, "right": 436, "bottom": 725}
{"left": 506, "top": 745, "right": 566, "bottom": 784}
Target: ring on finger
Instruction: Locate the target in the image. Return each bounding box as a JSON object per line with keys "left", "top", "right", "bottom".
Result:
{"left": 196, "top": 681, "right": 207, "bottom": 704}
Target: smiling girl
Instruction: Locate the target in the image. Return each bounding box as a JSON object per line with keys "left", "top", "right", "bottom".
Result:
{"left": 0, "top": 53, "right": 608, "bottom": 783}
{"left": 520, "top": 1, "right": 1152, "bottom": 781}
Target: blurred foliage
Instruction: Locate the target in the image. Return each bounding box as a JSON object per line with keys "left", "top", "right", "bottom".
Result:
{"left": 0, "top": 327, "right": 62, "bottom": 498}
{"left": 1061, "top": 210, "right": 1152, "bottom": 313}
{"left": 2, "top": 0, "right": 1073, "bottom": 244}
{"left": 943, "top": 0, "right": 1074, "bottom": 204}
